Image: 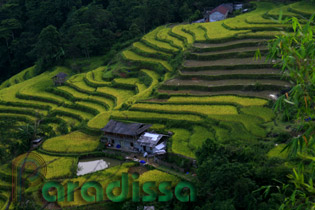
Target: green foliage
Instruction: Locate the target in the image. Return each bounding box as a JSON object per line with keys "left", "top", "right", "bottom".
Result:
{"left": 32, "top": 25, "right": 64, "bottom": 72}
{"left": 261, "top": 13, "right": 315, "bottom": 210}
{"left": 267, "top": 15, "right": 315, "bottom": 155}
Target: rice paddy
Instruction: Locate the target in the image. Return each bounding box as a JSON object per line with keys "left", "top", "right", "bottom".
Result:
{"left": 131, "top": 103, "right": 238, "bottom": 116}
{"left": 0, "top": 2, "right": 310, "bottom": 207}
{"left": 42, "top": 131, "right": 100, "bottom": 153}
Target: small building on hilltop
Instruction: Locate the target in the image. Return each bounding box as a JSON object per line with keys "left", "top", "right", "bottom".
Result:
{"left": 101, "top": 120, "right": 168, "bottom": 155}
{"left": 52, "top": 72, "right": 68, "bottom": 86}
{"left": 203, "top": 3, "right": 233, "bottom": 22}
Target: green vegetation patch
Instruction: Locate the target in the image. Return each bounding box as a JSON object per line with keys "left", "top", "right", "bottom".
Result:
{"left": 122, "top": 50, "right": 173, "bottom": 72}
{"left": 156, "top": 27, "right": 185, "bottom": 49}
{"left": 131, "top": 103, "right": 238, "bottom": 117}
{"left": 87, "top": 112, "right": 111, "bottom": 130}
{"left": 111, "top": 110, "right": 203, "bottom": 123}
{"left": 172, "top": 25, "right": 194, "bottom": 44}
{"left": 170, "top": 128, "right": 195, "bottom": 158}
{"left": 209, "top": 114, "right": 266, "bottom": 137}
{"left": 167, "top": 95, "right": 268, "bottom": 106}
{"left": 267, "top": 144, "right": 288, "bottom": 159}
{"left": 42, "top": 131, "right": 100, "bottom": 153}
{"left": 189, "top": 126, "right": 215, "bottom": 150}
{"left": 142, "top": 26, "right": 179, "bottom": 53}
{"left": 240, "top": 106, "right": 275, "bottom": 122}
{"left": 33, "top": 151, "right": 77, "bottom": 179}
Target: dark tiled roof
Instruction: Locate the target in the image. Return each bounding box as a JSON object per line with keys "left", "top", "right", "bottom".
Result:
{"left": 101, "top": 120, "right": 152, "bottom": 136}
{"left": 54, "top": 72, "right": 68, "bottom": 79}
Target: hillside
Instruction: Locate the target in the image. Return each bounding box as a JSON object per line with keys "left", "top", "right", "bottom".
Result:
{"left": 1, "top": 1, "right": 315, "bottom": 209}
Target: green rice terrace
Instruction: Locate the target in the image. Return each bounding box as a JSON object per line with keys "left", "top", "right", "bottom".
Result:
{"left": 0, "top": 1, "right": 315, "bottom": 209}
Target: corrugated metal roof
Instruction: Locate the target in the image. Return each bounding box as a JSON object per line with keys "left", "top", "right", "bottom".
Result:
{"left": 137, "top": 132, "right": 165, "bottom": 147}
{"left": 101, "top": 120, "right": 152, "bottom": 136}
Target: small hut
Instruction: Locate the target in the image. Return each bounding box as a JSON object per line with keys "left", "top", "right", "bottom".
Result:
{"left": 52, "top": 72, "right": 68, "bottom": 86}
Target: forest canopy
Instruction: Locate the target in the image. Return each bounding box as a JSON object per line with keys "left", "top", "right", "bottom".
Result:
{"left": 0, "top": 0, "right": 247, "bottom": 82}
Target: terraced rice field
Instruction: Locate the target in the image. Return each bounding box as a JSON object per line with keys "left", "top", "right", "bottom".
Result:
{"left": 131, "top": 103, "right": 238, "bottom": 117}
{"left": 42, "top": 131, "right": 100, "bottom": 153}
{"left": 0, "top": 164, "right": 12, "bottom": 210}
{"left": 0, "top": 2, "right": 312, "bottom": 207}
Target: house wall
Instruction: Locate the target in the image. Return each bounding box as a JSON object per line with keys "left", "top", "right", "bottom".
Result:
{"left": 103, "top": 134, "right": 146, "bottom": 152}
{"left": 102, "top": 133, "right": 163, "bottom": 154}
{"left": 210, "top": 12, "right": 226, "bottom": 22}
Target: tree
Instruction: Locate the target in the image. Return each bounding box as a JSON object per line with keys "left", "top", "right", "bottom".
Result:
{"left": 179, "top": 3, "right": 193, "bottom": 21}
{"left": 31, "top": 25, "right": 64, "bottom": 72}
{"left": 65, "top": 23, "right": 97, "bottom": 58}
{"left": 261, "top": 14, "right": 315, "bottom": 209}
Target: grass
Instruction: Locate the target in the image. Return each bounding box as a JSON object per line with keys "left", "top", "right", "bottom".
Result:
{"left": 246, "top": 13, "right": 279, "bottom": 24}
{"left": 267, "top": 4, "right": 300, "bottom": 18}
{"left": 139, "top": 169, "right": 180, "bottom": 188}
{"left": 111, "top": 110, "right": 203, "bottom": 123}
{"left": 42, "top": 131, "right": 100, "bottom": 153}
{"left": 150, "top": 124, "right": 166, "bottom": 130}
{"left": 114, "top": 78, "right": 140, "bottom": 86}
{"left": 133, "top": 42, "right": 171, "bottom": 56}
{"left": 85, "top": 68, "right": 111, "bottom": 86}
{"left": 0, "top": 104, "right": 47, "bottom": 116}
{"left": 201, "top": 22, "right": 250, "bottom": 40}
{"left": 87, "top": 112, "right": 111, "bottom": 130}
{"left": 97, "top": 86, "right": 135, "bottom": 108}
{"left": 209, "top": 114, "right": 266, "bottom": 137}
{"left": 56, "top": 163, "right": 180, "bottom": 207}
{"left": 131, "top": 103, "right": 238, "bottom": 117}
{"left": 90, "top": 95, "right": 115, "bottom": 109}
{"left": 125, "top": 69, "right": 160, "bottom": 104}
{"left": 156, "top": 27, "right": 185, "bottom": 49}
{"left": 142, "top": 26, "right": 179, "bottom": 53}
{"left": 223, "top": 2, "right": 287, "bottom": 30}
{"left": 182, "top": 24, "right": 206, "bottom": 42}
{"left": 0, "top": 66, "right": 36, "bottom": 90}
{"left": 18, "top": 68, "right": 73, "bottom": 104}
{"left": 58, "top": 84, "right": 114, "bottom": 109}
{"left": 169, "top": 128, "right": 195, "bottom": 158}
{"left": 237, "top": 31, "right": 288, "bottom": 39}
{"left": 189, "top": 126, "right": 215, "bottom": 150}
{"left": 171, "top": 25, "right": 194, "bottom": 44}
{"left": 0, "top": 69, "right": 73, "bottom": 109}
{"left": 57, "top": 162, "right": 136, "bottom": 207}
{"left": 289, "top": 1, "right": 315, "bottom": 16}
{"left": 267, "top": 144, "right": 288, "bottom": 159}
{"left": 167, "top": 95, "right": 268, "bottom": 106}
{"left": 57, "top": 115, "right": 79, "bottom": 127}
{"left": 67, "top": 74, "right": 96, "bottom": 92}
{"left": 122, "top": 49, "right": 173, "bottom": 72}
{"left": 58, "top": 85, "right": 90, "bottom": 98}
{"left": 75, "top": 101, "right": 107, "bottom": 113}
{"left": 219, "top": 121, "right": 256, "bottom": 142}
{"left": 53, "top": 106, "right": 94, "bottom": 120}
{"left": 240, "top": 106, "right": 275, "bottom": 122}
{"left": 32, "top": 151, "right": 77, "bottom": 179}
{"left": 213, "top": 126, "right": 231, "bottom": 142}
{"left": 0, "top": 67, "right": 70, "bottom": 107}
